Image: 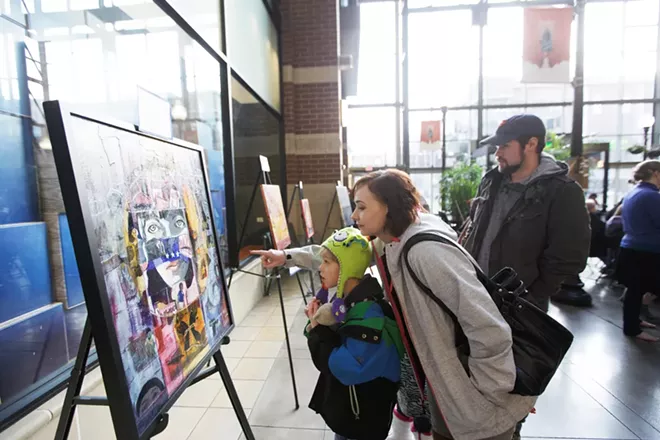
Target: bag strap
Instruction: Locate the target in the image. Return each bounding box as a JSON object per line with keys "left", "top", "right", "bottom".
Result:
{"left": 401, "top": 232, "right": 493, "bottom": 348}
{"left": 403, "top": 232, "right": 495, "bottom": 290}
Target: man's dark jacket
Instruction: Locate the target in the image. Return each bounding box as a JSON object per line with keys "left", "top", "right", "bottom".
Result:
{"left": 461, "top": 163, "right": 591, "bottom": 311}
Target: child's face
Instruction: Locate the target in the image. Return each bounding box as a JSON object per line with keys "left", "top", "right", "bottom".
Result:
{"left": 319, "top": 250, "right": 340, "bottom": 289}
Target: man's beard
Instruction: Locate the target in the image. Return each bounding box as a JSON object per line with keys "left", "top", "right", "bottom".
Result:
{"left": 498, "top": 153, "right": 525, "bottom": 176}
{"left": 498, "top": 161, "right": 522, "bottom": 176}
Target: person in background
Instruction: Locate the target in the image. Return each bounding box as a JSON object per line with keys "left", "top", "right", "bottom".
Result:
{"left": 605, "top": 205, "right": 624, "bottom": 240}
{"left": 587, "top": 199, "right": 607, "bottom": 266}
{"left": 461, "top": 114, "right": 591, "bottom": 439}
{"left": 462, "top": 114, "right": 590, "bottom": 312}
{"left": 616, "top": 160, "right": 660, "bottom": 342}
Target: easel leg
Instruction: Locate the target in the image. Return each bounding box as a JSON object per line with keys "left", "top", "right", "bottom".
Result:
{"left": 55, "top": 317, "right": 93, "bottom": 440}
{"left": 295, "top": 272, "right": 308, "bottom": 305}
{"left": 213, "top": 351, "right": 255, "bottom": 440}
{"left": 308, "top": 270, "right": 315, "bottom": 296}
{"left": 275, "top": 271, "right": 300, "bottom": 409}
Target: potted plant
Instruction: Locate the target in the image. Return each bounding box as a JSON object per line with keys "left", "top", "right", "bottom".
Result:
{"left": 439, "top": 162, "right": 483, "bottom": 225}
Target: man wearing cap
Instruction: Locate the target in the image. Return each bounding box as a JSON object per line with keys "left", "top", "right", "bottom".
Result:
{"left": 462, "top": 115, "right": 590, "bottom": 439}
{"left": 462, "top": 114, "right": 590, "bottom": 313}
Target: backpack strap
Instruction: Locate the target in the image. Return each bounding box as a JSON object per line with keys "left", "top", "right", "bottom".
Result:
{"left": 401, "top": 232, "right": 492, "bottom": 350}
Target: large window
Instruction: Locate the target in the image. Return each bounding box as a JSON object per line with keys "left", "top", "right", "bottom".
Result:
{"left": 584, "top": 103, "right": 654, "bottom": 163}
{"left": 584, "top": 1, "right": 658, "bottom": 101}
{"left": 0, "top": 0, "right": 231, "bottom": 428}
{"left": 346, "top": 107, "right": 398, "bottom": 168}
{"left": 225, "top": 0, "right": 280, "bottom": 111}
{"left": 348, "top": 0, "right": 660, "bottom": 219}
{"left": 349, "top": 1, "right": 397, "bottom": 105}
{"left": 408, "top": 10, "right": 479, "bottom": 109}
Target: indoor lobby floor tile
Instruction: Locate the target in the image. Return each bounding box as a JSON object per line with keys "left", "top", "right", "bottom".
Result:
{"left": 25, "top": 263, "right": 660, "bottom": 440}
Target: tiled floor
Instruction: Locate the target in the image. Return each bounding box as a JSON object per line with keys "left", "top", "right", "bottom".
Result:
{"left": 27, "top": 262, "right": 660, "bottom": 439}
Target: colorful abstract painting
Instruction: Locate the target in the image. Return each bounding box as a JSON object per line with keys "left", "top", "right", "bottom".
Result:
{"left": 260, "top": 184, "right": 291, "bottom": 251}
{"left": 67, "top": 116, "right": 232, "bottom": 435}
{"left": 300, "top": 199, "right": 314, "bottom": 240}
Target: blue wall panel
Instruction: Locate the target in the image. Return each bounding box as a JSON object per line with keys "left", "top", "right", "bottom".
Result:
{"left": 0, "top": 222, "right": 53, "bottom": 322}
{"left": 0, "top": 303, "right": 68, "bottom": 407}
{"left": 58, "top": 214, "right": 85, "bottom": 308}
{"left": 206, "top": 149, "right": 224, "bottom": 192}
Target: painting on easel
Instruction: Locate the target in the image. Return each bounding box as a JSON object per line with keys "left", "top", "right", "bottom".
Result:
{"left": 44, "top": 102, "right": 234, "bottom": 439}
{"left": 261, "top": 184, "right": 291, "bottom": 250}
{"left": 301, "top": 199, "right": 314, "bottom": 240}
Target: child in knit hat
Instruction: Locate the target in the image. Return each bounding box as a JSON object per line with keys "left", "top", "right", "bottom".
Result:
{"left": 304, "top": 228, "right": 403, "bottom": 440}
{"left": 308, "top": 228, "right": 373, "bottom": 327}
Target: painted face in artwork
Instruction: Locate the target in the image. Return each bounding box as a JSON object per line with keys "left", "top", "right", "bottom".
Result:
{"left": 137, "top": 209, "right": 192, "bottom": 288}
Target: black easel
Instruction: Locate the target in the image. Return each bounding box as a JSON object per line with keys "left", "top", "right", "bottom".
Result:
{"left": 55, "top": 319, "right": 254, "bottom": 440}
{"left": 286, "top": 181, "right": 317, "bottom": 304}
{"left": 226, "top": 156, "right": 300, "bottom": 411}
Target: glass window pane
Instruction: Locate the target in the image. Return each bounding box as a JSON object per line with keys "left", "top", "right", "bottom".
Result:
{"left": 41, "top": 0, "right": 67, "bottom": 13}
{"left": 625, "top": 0, "right": 660, "bottom": 26}
{"left": 226, "top": 0, "right": 280, "bottom": 111}
{"left": 351, "top": 2, "right": 396, "bottom": 104}
{"left": 231, "top": 76, "right": 280, "bottom": 262}
{"left": 622, "top": 52, "right": 656, "bottom": 99}
{"left": 620, "top": 134, "right": 646, "bottom": 163}
{"left": 584, "top": 2, "right": 624, "bottom": 99}
{"left": 621, "top": 103, "right": 654, "bottom": 136}
{"left": 408, "top": 10, "right": 478, "bottom": 108}
{"left": 0, "top": 19, "right": 23, "bottom": 115}
{"left": 585, "top": 2, "right": 624, "bottom": 56}
{"left": 584, "top": 104, "right": 620, "bottom": 136}
{"left": 70, "top": 0, "right": 99, "bottom": 10}
{"left": 624, "top": 26, "right": 658, "bottom": 54}
{"left": 409, "top": 109, "right": 477, "bottom": 168}
{"left": 484, "top": 108, "right": 525, "bottom": 137}
{"left": 410, "top": 172, "right": 442, "bottom": 215}
{"left": 346, "top": 107, "right": 397, "bottom": 168}
{"left": 409, "top": 0, "right": 479, "bottom": 7}
{"left": 167, "top": 0, "right": 224, "bottom": 54}
{"left": 2, "top": 0, "right": 27, "bottom": 22}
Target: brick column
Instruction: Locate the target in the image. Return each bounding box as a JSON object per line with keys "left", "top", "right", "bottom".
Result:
{"left": 281, "top": 0, "right": 344, "bottom": 241}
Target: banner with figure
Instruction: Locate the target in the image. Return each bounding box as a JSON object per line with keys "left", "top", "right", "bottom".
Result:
{"left": 522, "top": 7, "right": 573, "bottom": 83}
{"left": 420, "top": 120, "right": 441, "bottom": 152}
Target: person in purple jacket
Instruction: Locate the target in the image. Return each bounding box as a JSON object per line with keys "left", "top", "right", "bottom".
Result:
{"left": 617, "top": 160, "right": 660, "bottom": 342}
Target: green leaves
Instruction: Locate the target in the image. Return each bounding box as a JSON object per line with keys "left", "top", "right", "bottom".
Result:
{"left": 439, "top": 163, "right": 483, "bottom": 223}
{"left": 545, "top": 132, "right": 571, "bottom": 162}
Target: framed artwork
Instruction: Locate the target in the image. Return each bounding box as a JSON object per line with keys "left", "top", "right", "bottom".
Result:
{"left": 300, "top": 199, "right": 314, "bottom": 240}
{"left": 260, "top": 184, "right": 291, "bottom": 251}
{"left": 44, "top": 102, "right": 234, "bottom": 440}
{"left": 336, "top": 186, "right": 354, "bottom": 228}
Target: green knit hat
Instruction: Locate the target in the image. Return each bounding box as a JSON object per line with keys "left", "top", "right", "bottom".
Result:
{"left": 322, "top": 228, "right": 372, "bottom": 299}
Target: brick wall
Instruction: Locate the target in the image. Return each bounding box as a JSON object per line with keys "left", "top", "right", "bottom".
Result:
{"left": 281, "top": 0, "right": 342, "bottom": 185}
{"left": 282, "top": 0, "right": 338, "bottom": 67}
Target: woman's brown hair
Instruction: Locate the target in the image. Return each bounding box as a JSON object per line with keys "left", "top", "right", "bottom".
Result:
{"left": 633, "top": 160, "right": 660, "bottom": 183}
{"left": 352, "top": 169, "right": 421, "bottom": 237}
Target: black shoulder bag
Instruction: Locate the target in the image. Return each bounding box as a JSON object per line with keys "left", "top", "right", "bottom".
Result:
{"left": 402, "top": 232, "right": 574, "bottom": 397}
